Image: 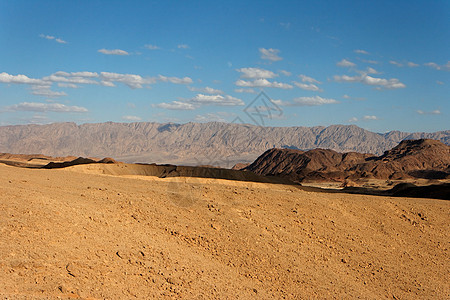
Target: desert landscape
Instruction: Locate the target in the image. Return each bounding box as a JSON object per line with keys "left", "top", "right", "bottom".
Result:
{"left": 1, "top": 1, "right": 449, "bottom": 299}
{"left": 0, "top": 139, "right": 449, "bottom": 299}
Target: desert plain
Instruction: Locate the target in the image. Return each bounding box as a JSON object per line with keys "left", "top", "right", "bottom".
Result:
{"left": 0, "top": 161, "right": 449, "bottom": 299}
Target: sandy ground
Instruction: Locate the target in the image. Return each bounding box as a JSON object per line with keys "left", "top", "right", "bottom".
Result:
{"left": 0, "top": 163, "right": 449, "bottom": 299}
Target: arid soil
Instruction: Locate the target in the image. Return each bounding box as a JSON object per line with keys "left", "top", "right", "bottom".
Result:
{"left": 0, "top": 162, "right": 449, "bottom": 299}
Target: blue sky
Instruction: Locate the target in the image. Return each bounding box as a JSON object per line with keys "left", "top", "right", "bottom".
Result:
{"left": 0, "top": 0, "right": 448, "bottom": 133}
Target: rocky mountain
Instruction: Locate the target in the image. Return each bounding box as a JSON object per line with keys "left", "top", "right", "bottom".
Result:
{"left": 0, "top": 122, "right": 448, "bottom": 167}
{"left": 243, "top": 139, "right": 450, "bottom": 182}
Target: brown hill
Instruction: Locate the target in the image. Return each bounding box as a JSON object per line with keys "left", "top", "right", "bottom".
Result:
{"left": 0, "top": 122, "right": 448, "bottom": 167}
{"left": 1, "top": 158, "right": 449, "bottom": 298}
{"left": 245, "top": 139, "right": 450, "bottom": 182}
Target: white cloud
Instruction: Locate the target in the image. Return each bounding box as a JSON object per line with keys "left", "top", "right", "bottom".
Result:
{"left": 259, "top": 48, "right": 282, "bottom": 61}
{"left": 155, "top": 101, "right": 195, "bottom": 110}
{"left": 39, "top": 34, "right": 67, "bottom": 44}
{"left": 437, "top": 81, "right": 444, "bottom": 85}
{"left": 234, "top": 88, "right": 257, "bottom": 94}
{"left": 98, "top": 49, "right": 129, "bottom": 55}
{"left": 235, "top": 78, "right": 293, "bottom": 89}
{"left": 188, "top": 86, "right": 224, "bottom": 94}
{"left": 5, "top": 102, "right": 88, "bottom": 113}
{"left": 122, "top": 115, "right": 142, "bottom": 121}
{"left": 190, "top": 94, "right": 244, "bottom": 106}
{"left": 407, "top": 62, "right": 419, "bottom": 67}
{"left": 55, "top": 38, "right": 67, "bottom": 44}
{"left": 298, "top": 74, "right": 321, "bottom": 84}
{"left": 195, "top": 113, "right": 229, "bottom": 123}
{"left": 334, "top": 74, "right": 406, "bottom": 89}
{"left": 348, "top": 117, "right": 358, "bottom": 122}
{"left": 417, "top": 109, "right": 441, "bottom": 115}
{"left": 40, "top": 34, "right": 55, "bottom": 40}
{"left": 31, "top": 86, "right": 67, "bottom": 97}
{"left": 293, "top": 82, "right": 323, "bottom": 92}
{"left": 279, "top": 70, "right": 291, "bottom": 76}
{"left": 144, "top": 44, "right": 160, "bottom": 50}
{"left": 0, "top": 72, "right": 47, "bottom": 85}
{"left": 54, "top": 71, "right": 99, "bottom": 78}
{"left": 57, "top": 83, "right": 79, "bottom": 88}
{"left": 390, "top": 61, "right": 403, "bottom": 67}
{"left": 342, "top": 94, "right": 366, "bottom": 101}
{"left": 237, "top": 67, "right": 277, "bottom": 79}
{"left": 366, "top": 67, "right": 379, "bottom": 74}
{"left": 277, "top": 96, "right": 338, "bottom": 106}
{"left": 157, "top": 75, "right": 193, "bottom": 84}
{"left": 354, "top": 49, "right": 369, "bottom": 55}
{"left": 100, "top": 72, "right": 150, "bottom": 89}
{"left": 178, "top": 44, "right": 189, "bottom": 49}
{"left": 363, "top": 115, "right": 378, "bottom": 120}
{"left": 424, "top": 61, "right": 450, "bottom": 71}
{"left": 43, "top": 73, "right": 98, "bottom": 85}
{"left": 337, "top": 59, "right": 356, "bottom": 68}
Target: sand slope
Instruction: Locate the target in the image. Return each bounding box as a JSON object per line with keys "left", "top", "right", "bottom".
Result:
{"left": 0, "top": 163, "right": 449, "bottom": 299}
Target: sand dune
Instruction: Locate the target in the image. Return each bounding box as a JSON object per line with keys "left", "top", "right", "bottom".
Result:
{"left": 0, "top": 162, "right": 448, "bottom": 299}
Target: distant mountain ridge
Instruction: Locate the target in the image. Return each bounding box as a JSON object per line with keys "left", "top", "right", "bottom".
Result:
{"left": 0, "top": 122, "right": 448, "bottom": 167}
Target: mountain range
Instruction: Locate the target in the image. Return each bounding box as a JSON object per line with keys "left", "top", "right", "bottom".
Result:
{"left": 0, "top": 122, "right": 449, "bottom": 167}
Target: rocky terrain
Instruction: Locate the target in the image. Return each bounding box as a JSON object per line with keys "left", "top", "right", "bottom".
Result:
{"left": 244, "top": 139, "right": 450, "bottom": 184}
{"left": 0, "top": 122, "right": 449, "bottom": 167}
{"left": 1, "top": 159, "right": 449, "bottom": 299}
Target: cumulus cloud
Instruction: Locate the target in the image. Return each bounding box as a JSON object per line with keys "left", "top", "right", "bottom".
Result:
{"left": 235, "top": 79, "right": 293, "bottom": 89}
{"left": 31, "top": 86, "right": 67, "bottom": 97}
{"left": 189, "top": 94, "right": 244, "bottom": 106}
{"left": 195, "top": 112, "right": 231, "bottom": 123}
{"left": 259, "top": 48, "right": 282, "bottom": 61}
{"left": 178, "top": 44, "right": 189, "bottom": 49}
{"left": 277, "top": 96, "right": 338, "bottom": 106}
{"left": 334, "top": 74, "right": 406, "bottom": 89}
{"left": 417, "top": 109, "right": 441, "bottom": 115}
{"left": 234, "top": 88, "right": 257, "bottom": 94}
{"left": 144, "top": 44, "right": 160, "bottom": 50}
{"left": 99, "top": 73, "right": 192, "bottom": 88}
{"left": 293, "top": 82, "right": 323, "bottom": 92}
{"left": 43, "top": 73, "right": 99, "bottom": 85}
{"left": 98, "top": 49, "right": 129, "bottom": 55}
{"left": 154, "top": 101, "right": 196, "bottom": 110}
{"left": 348, "top": 117, "right": 358, "bottom": 122}
{"left": 188, "top": 86, "right": 223, "bottom": 94}
{"left": 279, "top": 70, "right": 291, "bottom": 76}
{"left": 100, "top": 72, "right": 150, "bottom": 89}
{"left": 39, "top": 34, "right": 67, "bottom": 44}
{"left": 122, "top": 115, "right": 142, "bottom": 121}
{"left": 4, "top": 102, "right": 88, "bottom": 113}
{"left": 407, "top": 62, "right": 419, "bottom": 67}
{"left": 363, "top": 115, "right": 378, "bottom": 120}
{"left": 237, "top": 67, "right": 277, "bottom": 79}
{"left": 53, "top": 71, "right": 99, "bottom": 78}
{"left": 157, "top": 75, "right": 193, "bottom": 84}
{"left": 57, "top": 83, "right": 79, "bottom": 88}
{"left": 354, "top": 49, "right": 369, "bottom": 55}
{"left": 337, "top": 59, "right": 356, "bottom": 68}
{"left": 0, "top": 72, "right": 47, "bottom": 85}
{"left": 298, "top": 74, "right": 321, "bottom": 84}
